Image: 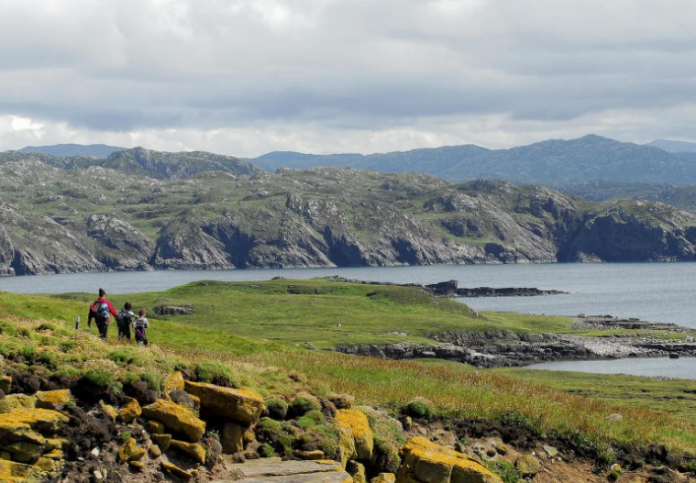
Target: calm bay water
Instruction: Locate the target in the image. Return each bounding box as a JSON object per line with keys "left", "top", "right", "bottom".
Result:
{"left": 526, "top": 357, "right": 696, "bottom": 380}
{"left": 2, "top": 262, "right": 695, "bottom": 378}
{"left": 2, "top": 261, "right": 694, "bottom": 325}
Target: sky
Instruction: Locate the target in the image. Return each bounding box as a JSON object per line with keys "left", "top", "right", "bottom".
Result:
{"left": 1, "top": 0, "right": 696, "bottom": 157}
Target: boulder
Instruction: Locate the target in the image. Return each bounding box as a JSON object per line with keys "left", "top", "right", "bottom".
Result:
{"left": 396, "top": 437, "right": 503, "bottom": 483}
{"left": 100, "top": 402, "right": 118, "bottom": 421}
{"left": 0, "top": 374, "right": 11, "bottom": 393}
{"left": 294, "top": 449, "right": 325, "bottom": 460}
{"left": 347, "top": 460, "right": 367, "bottom": 483}
{"left": 118, "top": 438, "right": 146, "bottom": 462}
{"left": 184, "top": 381, "right": 265, "bottom": 424}
{"left": 335, "top": 409, "right": 374, "bottom": 461}
{"left": 147, "top": 420, "right": 165, "bottom": 434}
{"left": 170, "top": 439, "right": 207, "bottom": 464}
{"left": 0, "top": 394, "right": 37, "bottom": 413}
{"left": 118, "top": 397, "right": 142, "bottom": 424}
{"left": 151, "top": 433, "right": 172, "bottom": 452}
{"left": 142, "top": 399, "right": 206, "bottom": 441}
{"left": 222, "top": 422, "right": 245, "bottom": 454}
{"left": 35, "top": 390, "right": 70, "bottom": 410}
{"left": 516, "top": 455, "right": 541, "bottom": 477}
{"left": 162, "top": 461, "right": 193, "bottom": 481}
{"left": 164, "top": 371, "right": 186, "bottom": 396}
{"left": 0, "top": 459, "right": 44, "bottom": 483}
{"left": 372, "top": 474, "right": 396, "bottom": 483}
{"left": 0, "top": 407, "right": 68, "bottom": 436}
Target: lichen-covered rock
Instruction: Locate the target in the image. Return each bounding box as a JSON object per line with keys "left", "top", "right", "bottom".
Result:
{"left": 151, "top": 433, "right": 172, "bottom": 452}
{"left": 164, "top": 371, "right": 186, "bottom": 397}
{"left": 184, "top": 381, "right": 265, "bottom": 424}
{"left": 0, "top": 407, "right": 68, "bottom": 436}
{"left": 147, "top": 420, "right": 165, "bottom": 434}
{"left": 142, "top": 399, "right": 206, "bottom": 441}
{"left": 222, "top": 422, "right": 245, "bottom": 454}
{"left": 100, "top": 401, "right": 118, "bottom": 421}
{"left": 170, "top": 439, "right": 206, "bottom": 464}
{"left": 336, "top": 409, "right": 374, "bottom": 461}
{"left": 372, "top": 473, "right": 396, "bottom": 483}
{"left": 396, "top": 437, "right": 503, "bottom": 483}
{"left": 0, "top": 394, "right": 37, "bottom": 413}
{"left": 294, "top": 449, "right": 325, "bottom": 460}
{"left": 162, "top": 461, "right": 193, "bottom": 480}
{"left": 328, "top": 393, "right": 355, "bottom": 410}
{"left": 35, "top": 390, "right": 70, "bottom": 410}
{"left": 0, "top": 374, "right": 12, "bottom": 393}
{"left": 118, "top": 397, "right": 142, "bottom": 424}
{"left": 347, "top": 460, "right": 367, "bottom": 483}
{"left": 516, "top": 454, "right": 541, "bottom": 477}
{"left": 118, "top": 438, "right": 146, "bottom": 462}
{"left": 3, "top": 441, "right": 45, "bottom": 463}
{"left": 0, "top": 458, "right": 44, "bottom": 483}
{"left": 338, "top": 427, "right": 357, "bottom": 469}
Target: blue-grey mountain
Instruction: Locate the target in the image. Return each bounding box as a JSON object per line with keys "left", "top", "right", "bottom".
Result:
{"left": 250, "top": 135, "right": 696, "bottom": 186}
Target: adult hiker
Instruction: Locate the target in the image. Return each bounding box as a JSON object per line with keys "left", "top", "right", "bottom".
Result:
{"left": 88, "top": 288, "right": 118, "bottom": 340}
{"left": 133, "top": 308, "right": 149, "bottom": 346}
{"left": 117, "top": 302, "right": 135, "bottom": 341}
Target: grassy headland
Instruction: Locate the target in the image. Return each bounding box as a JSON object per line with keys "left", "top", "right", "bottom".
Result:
{"left": 2, "top": 278, "right": 696, "bottom": 466}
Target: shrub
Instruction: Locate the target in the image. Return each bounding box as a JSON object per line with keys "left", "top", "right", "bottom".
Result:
{"left": 373, "top": 437, "right": 400, "bottom": 474}
{"left": 289, "top": 395, "right": 321, "bottom": 417}
{"left": 37, "top": 350, "right": 58, "bottom": 369}
{"left": 265, "top": 397, "right": 289, "bottom": 420}
{"left": 83, "top": 369, "right": 115, "bottom": 388}
{"left": 18, "top": 345, "right": 37, "bottom": 363}
{"left": 258, "top": 443, "right": 275, "bottom": 457}
{"left": 487, "top": 460, "right": 520, "bottom": 483}
{"left": 58, "top": 340, "right": 77, "bottom": 352}
{"left": 404, "top": 397, "right": 434, "bottom": 419}
{"left": 108, "top": 349, "right": 144, "bottom": 366}
{"left": 139, "top": 371, "right": 164, "bottom": 392}
{"left": 195, "top": 362, "right": 239, "bottom": 388}
{"left": 257, "top": 417, "right": 283, "bottom": 444}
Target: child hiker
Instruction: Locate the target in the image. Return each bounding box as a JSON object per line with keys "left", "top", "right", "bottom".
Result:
{"left": 133, "top": 308, "right": 149, "bottom": 346}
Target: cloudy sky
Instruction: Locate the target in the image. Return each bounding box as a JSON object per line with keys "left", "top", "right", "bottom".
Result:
{"left": 1, "top": 0, "right": 695, "bottom": 156}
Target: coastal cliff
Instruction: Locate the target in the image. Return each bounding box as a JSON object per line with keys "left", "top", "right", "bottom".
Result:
{"left": 2, "top": 152, "right": 696, "bottom": 275}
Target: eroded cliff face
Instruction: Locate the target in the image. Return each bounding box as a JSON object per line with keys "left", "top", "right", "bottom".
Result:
{"left": 1, "top": 162, "right": 696, "bottom": 276}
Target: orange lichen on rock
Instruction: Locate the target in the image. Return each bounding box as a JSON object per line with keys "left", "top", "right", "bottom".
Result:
{"left": 118, "top": 397, "right": 142, "bottom": 424}
{"left": 335, "top": 408, "right": 374, "bottom": 461}
{"left": 142, "top": 399, "right": 206, "bottom": 442}
{"left": 396, "top": 437, "right": 503, "bottom": 483}
{"left": 35, "top": 390, "right": 71, "bottom": 410}
{"left": 164, "top": 371, "right": 185, "bottom": 397}
{"left": 183, "top": 381, "right": 265, "bottom": 424}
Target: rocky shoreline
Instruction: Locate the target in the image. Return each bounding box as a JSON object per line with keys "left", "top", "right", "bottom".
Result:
{"left": 334, "top": 315, "right": 696, "bottom": 369}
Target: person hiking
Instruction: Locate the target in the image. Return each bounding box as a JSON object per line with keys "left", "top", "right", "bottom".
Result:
{"left": 133, "top": 308, "right": 149, "bottom": 346}
{"left": 87, "top": 288, "right": 118, "bottom": 340}
{"left": 117, "top": 302, "right": 135, "bottom": 341}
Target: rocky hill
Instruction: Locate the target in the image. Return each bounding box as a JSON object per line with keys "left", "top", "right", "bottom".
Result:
{"left": 1, "top": 151, "right": 696, "bottom": 275}
{"left": 250, "top": 134, "right": 696, "bottom": 186}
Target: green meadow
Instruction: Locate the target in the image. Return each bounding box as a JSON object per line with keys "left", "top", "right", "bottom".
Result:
{"left": 2, "top": 278, "right": 696, "bottom": 461}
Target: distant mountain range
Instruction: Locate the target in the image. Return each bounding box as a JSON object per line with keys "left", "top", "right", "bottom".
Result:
{"left": 248, "top": 135, "right": 696, "bottom": 185}
{"left": 18, "top": 143, "right": 124, "bottom": 158}
{"left": 15, "top": 135, "right": 696, "bottom": 187}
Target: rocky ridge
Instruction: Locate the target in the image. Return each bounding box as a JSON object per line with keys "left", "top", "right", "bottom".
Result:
{"left": 336, "top": 315, "right": 696, "bottom": 369}
{"left": 2, "top": 153, "right": 696, "bottom": 275}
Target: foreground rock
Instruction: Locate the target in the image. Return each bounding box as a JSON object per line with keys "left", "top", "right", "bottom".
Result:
{"left": 220, "top": 457, "right": 353, "bottom": 483}
{"left": 396, "top": 437, "right": 503, "bottom": 483}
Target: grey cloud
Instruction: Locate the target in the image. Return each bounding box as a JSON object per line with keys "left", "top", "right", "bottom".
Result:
{"left": 2, "top": 0, "right": 696, "bottom": 149}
